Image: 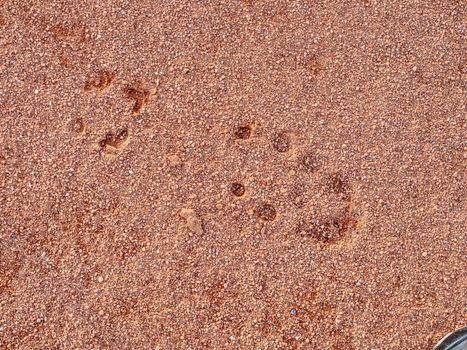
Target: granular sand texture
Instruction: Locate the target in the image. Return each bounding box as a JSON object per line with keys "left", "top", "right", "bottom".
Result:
{"left": 0, "top": 1, "right": 466, "bottom": 349}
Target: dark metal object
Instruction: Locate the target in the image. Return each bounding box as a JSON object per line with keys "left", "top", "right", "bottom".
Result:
{"left": 433, "top": 327, "right": 467, "bottom": 350}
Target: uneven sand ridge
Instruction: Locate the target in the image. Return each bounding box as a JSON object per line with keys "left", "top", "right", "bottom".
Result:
{"left": 0, "top": 1, "right": 466, "bottom": 349}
